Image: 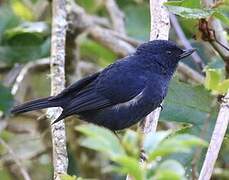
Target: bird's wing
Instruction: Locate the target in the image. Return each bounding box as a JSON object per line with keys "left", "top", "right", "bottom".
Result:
{"left": 52, "top": 86, "right": 112, "bottom": 123}
{"left": 53, "top": 83, "right": 145, "bottom": 124}
{"left": 95, "top": 58, "right": 147, "bottom": 104}
{"left": 53, "top": 58, "right": 147, "bottom": 123}
{"left": 49, "top": 72, "right": 100, "bottom": 101}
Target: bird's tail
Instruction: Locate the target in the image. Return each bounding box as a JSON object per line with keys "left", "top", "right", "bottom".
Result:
{"left": 11, "top": 97, "right": 60, "bottom": 114}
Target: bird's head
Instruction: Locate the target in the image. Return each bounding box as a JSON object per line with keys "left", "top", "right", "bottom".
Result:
{"left": 135, "top": 40, "right": 195, "bottom": 73}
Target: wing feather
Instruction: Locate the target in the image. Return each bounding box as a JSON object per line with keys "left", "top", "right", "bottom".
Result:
{"left": 49, "top": 72, "right": 100, "bottom": 101}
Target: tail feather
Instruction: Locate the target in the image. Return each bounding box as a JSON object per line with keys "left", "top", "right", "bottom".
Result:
{"left": 11, "top": 97, "right": 60, "bottom": 114}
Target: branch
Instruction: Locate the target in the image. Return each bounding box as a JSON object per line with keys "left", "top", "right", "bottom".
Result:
{"left": 177, "top": 62, "right": 204, "bottom": 84}
{"left": 11, "top": 58, "right": 49, "bottom": 96}
{"left": 140, "top": 0, "right": 170, "bottom": 133}
{"left": 0, "top": 138, "right": 31, "bottom": 180}
{"left": 199, "top": 0, "right": 229, "bottom": 179}
{"left": 88, "top": 26, "right": 135, "bottom": 56}
{"left": 46, "top": 0, "right": 68, "bottom": 179}
{"left": 104, "top": 0, "right": 126, "bottom": 35}
{"left": 170, "top": 14, "right": 205, "bottom": 71}
{"left": 199, "top": 93, "right": 229, "bottom": 180}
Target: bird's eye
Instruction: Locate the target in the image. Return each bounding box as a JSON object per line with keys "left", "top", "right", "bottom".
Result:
{"left": 166, "top": 50, "right": 172, "bottom": 55}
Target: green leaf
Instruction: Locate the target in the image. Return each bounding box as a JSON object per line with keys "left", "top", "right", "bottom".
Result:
{"left": 213, "top": 11, "right": 229, "bottom": 27}
{"left": 204, "top": 68, "right": 229, "bottom": 94}
{"left": 0, "top": 38, "right": 50, "bottom": 64}
{"left": 161, "top": 79, "right": 214, "bottom": 130}
{"left": 121, "top": 130, "right": 139, "bottom": 157}
{"left": 75, "top": 124, "right": 125, "bottom": 159}
{"left": 60, "top": 174, "right": 80, "bottom": 180}
{"left": 153, "top": 160, "right": 186, "bottom": 180}
{"left": 5, "top": 22, "right": 49, "bottom": 41}
{"left": 143, "top": 130, "right": 172, "bottom": 155}
{"left": 165, "top": 1, "right": 215, "bottom": 19}
{"left": 0, "top": 83, "right": 13, "bottom": 113}
{"left": 114, "top": 156, "right": 143, "bottom": 180}
{"left": 11, "top": 0, "right": 34, "bottom": 20}
{"left": 165, "top": 79, "right": 213, "bottom": 113}
{"left": 204, "top": 68, "right": 222, "bottom": 90}
{"left": 164, "top": 0, "right": 201, "bottom": 8}
{"left": 0, "top": 5, "right": 20, "bottom": 41}
{"left": 216, "top": 79, "right": 229, "bottom": 94}
{"left": 148, "top": 134, "right": 207, "bottom": 161}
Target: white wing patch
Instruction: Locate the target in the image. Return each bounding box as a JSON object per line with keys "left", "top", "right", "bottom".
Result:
{"left": 114, "top": 90, "right": 144, "bottom": 110}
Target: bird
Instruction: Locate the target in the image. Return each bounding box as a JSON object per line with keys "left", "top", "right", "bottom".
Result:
{"left": 11, "top": 40, "right": 195, "bottom": 130}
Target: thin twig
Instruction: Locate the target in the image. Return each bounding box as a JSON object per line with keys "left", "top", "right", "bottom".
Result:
{"left": 199, "top": 93, "right": 229, "bottom": 180}
{"left": 46, "top": 0, "right": 68, "bottom": 179}
{"left": 198, "top": 0, "right": 229, "bottom": 179}
{"left": 11, "top": 58, "right": 49, "bottom": 96}
{"left": 170, "top": 14, "right": 205, "bottom": 71}
{"left": 177, "top": 62, "right": 204, "bottom": 84}
{"left": 0, "top": 138, "right": 31, "bottom": 180}
{"left": 104, "top": 0, "right": 126, "bottom": 35}
{"left": 88, "top": 26, "right": 135, "bottom": 57}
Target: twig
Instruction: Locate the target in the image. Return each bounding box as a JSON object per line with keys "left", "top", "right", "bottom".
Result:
{"left": 177, "top": 62, "right": 204, "bottom": 84}
{"left": 170, "top": 14, "right": 205, "bottom": 71}
{"left": 1, "top": 61, "right": 49, "bottom": 133}
{"left": 104, "top": 0, "right": 126, "bottom": 35}
{"left": 46, "top": 0, "right": 68, "bottom": 179}
{"left": 108, "top": 29, "right": 142, "bottom": 46}
{"left": 0, "top": 138, "right": 31, "bottom": 180}
{"left": 198, "top": 0, "right": 229, "bottom": 179}
{"left": 140, "top": 0, "right": 170, "bottom": 133}
{"left": 88, "top": 26, "right": 135, "bottom": 56}
{"left": 68, "top": 1, "right": 110, "bottom": 31}
{"left": 11, "top": 58, "right": 49, "bottom": 96}
{"left": 0, "top": 65, "right": 24, "bottom": 132}
{"left": 199, "top": 93, "right": 229, "bottom": 180}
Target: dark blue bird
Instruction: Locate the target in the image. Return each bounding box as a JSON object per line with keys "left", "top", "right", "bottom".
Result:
{"left": 11, "top": 40, "right": 195, "bottom": 130}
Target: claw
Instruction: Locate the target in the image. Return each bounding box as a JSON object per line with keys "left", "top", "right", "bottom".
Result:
{"left": 140, "top": 149, "right": 147, "bottom": 162}
{"left": 158, "top": 104, "right": 163, "bottom": 111}
{"left": 113, "top": 131, "right": 121, "bottom": 141}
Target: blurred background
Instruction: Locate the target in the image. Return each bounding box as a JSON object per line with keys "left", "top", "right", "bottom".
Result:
{"left": 0, "top": 0, "right": 229, "bottom": 179}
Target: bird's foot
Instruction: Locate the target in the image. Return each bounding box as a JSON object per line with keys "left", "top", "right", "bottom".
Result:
{"left": 140, "top": 149, "right": 148, "bottom": 162}
{"left": 158, "top": 104, "right": 163, "bottom": 111}
{"left": 113, "top": 131, "right": 121, "bottom": 141}
{"left": 218, "top": 95, "right": 229, "bottom": 104}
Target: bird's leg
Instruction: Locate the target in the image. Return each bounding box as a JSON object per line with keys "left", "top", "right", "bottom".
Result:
{"left": 217, "top": 95, "right": 229, "bottom": 103}
{"left": 140, "top": 148, "right": 148, "bottom": 162}
{"left": 113, "top": 130, "right": 121, "bottom": 141}
{"left": 158, "top": 104, "right": 163, "bottom": 111}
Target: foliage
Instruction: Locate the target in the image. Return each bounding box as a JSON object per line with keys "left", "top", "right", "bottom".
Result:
{"left": 0, "top": 3, "right": 50, "bottom": 65}
{"left": 165, "top": 0, "right": 229, "bottom": 26}
{"left": 76, "top": 124, "right": 207, "bottom": 180}
{"left": 0, "top": 0, "right": 229, "bottom": 179}
{"left": 60, "top": 174, "right": 79, "bottom": 180}
{"left": 204, "top": 68, "right": 229, "bottom": 94}
{"left": 0, "top": 84, "right": 13, "bottom": 114}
